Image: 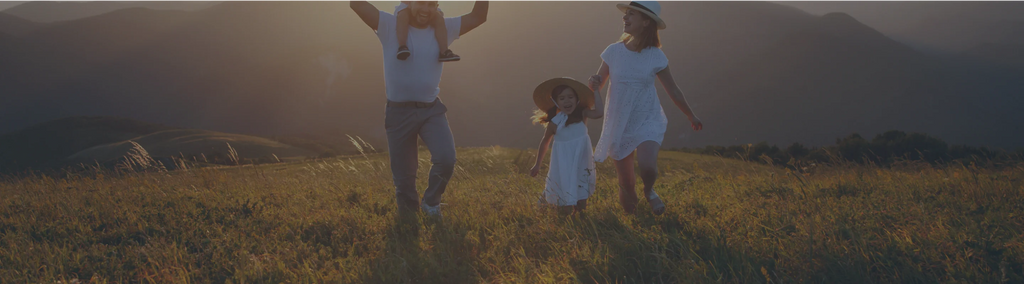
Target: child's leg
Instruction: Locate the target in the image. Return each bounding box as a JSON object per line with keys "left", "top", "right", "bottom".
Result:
{"left": 557, "top": 205, "right": 575, "bottom": 216}
{"left": 431, "top": 10, "right": 448, "bottom": 52}
{"left": 397, "top": 8, "right": 409, "bottom": 47}
{"left": 574, "top": 199, "right": 588, "bottom": 213}
{"left": 432, "top": 10, "right": 459, "bottom": 62}
{"left": 395, "top": 7, "right": 411, "bottom": 60}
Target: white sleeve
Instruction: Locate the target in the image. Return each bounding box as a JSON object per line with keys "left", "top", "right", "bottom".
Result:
{"left": 653, "top": 48, "right": 669, "bottom": 73}
{"left": 445, "top": 16, "right": 462, "bottom": 46}
{"left": 376, "top": 10, "right": 394, "bottom": 44}
{"left": 600, "top": 43, "right": 615, "bottom": 64}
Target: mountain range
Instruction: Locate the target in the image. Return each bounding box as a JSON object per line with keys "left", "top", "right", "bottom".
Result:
{"left": 0, "top": 11, "right": 40, "bottom": 35}
{"left": 777, "top": 1, "right": 1024, "bottom": 54}
{"left": 0, "top": 1, "right": 1021, "bottom": 156}
{"left": 1, "top": 1, "right": 218, "bottom": 23}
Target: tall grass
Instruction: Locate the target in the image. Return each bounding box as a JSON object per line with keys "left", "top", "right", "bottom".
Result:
{"left": 1, "top": 147, "right": 1021, "bottom": 283}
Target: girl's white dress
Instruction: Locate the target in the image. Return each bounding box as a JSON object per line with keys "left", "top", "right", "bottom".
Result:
{"left": 594, "top": 42, "right": 670, "bottom": 162}
{"left": 543, "top": 112, "right": 596, "bottom": 206}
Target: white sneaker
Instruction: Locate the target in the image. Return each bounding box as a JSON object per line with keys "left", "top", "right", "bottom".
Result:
{"left": 421, "top": 203, "right": 442, "bottom": 219}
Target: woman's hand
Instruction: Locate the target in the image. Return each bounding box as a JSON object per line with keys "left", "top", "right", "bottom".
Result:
{"left": 530, "top": 164, "right": 541, "bottom": 177}
{"left": 589, "top": 75, "right": 602, "bottom": 91}
{"left": 689, "top": 116, "right": 703, "bottom": 131}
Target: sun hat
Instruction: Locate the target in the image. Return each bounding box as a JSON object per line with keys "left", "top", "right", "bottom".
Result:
{"left": 533, "top": 77, "right": 595, "bottom": 111}
{"left": 617, "top": 1, "right": 666, "bottom": 30}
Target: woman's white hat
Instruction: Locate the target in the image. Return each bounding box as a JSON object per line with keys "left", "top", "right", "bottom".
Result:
{"left": 617, "top": 1, "right": 666, "bottom": 30}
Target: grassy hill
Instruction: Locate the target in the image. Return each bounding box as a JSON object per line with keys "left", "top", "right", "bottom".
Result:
{"left": 0, "top": 116, "right": 177, "bottom": 172}
{"left": 67, "top": 129, "right": 317, "bottom": 165}
{"left": 1, "top": 147, "right": 1021, "bottom": 282}
{"left": 0, "top": 116, "right": 343, "bottom": 174}
{"left": 0, "top": 12, "right": 42, "bottom": 36}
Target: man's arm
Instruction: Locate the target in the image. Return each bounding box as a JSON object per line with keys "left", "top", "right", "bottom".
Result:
{"left": 459, "top": 1, "right": 489, "bottom": 36}
{"left": 350, "top": 1, "right": 380, "bottom": 31}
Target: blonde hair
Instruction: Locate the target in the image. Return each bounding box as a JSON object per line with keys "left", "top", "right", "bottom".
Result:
{"left": 619, "top": 12, "right": 661, "bottom": 52}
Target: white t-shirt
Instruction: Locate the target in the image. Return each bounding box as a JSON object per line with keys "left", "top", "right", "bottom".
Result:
{"left": 376, "top": 10, "right": 461, "bottom": 103}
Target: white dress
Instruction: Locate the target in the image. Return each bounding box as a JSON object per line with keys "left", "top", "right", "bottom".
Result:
{"left": 543, "top": 113, "right": 597, "bottom": 206}
{"left": 594, "top": 42, "right": 670, "bottom": 162}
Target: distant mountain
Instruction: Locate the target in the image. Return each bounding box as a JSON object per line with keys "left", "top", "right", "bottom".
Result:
{"left": 3, "top": 1, "right": 218, "bottom": 23}
{"left": 961, "top": 43, "right": 1024, "bottom": 70}
{"left": 0, "top": 116, "right": 177, "bottom": 172}
{"left": 119, "top": 0, "right": 226, "bottom": 10}
{"left": 0, "top": 1, "right": 1021, "bottom": 155}
{"left": 777, "top": 1, "right": 1024, "bottom": 54}
{"left": 0, "top": 12, "right": 41, "bottom": 35}
{"left": 893, "top": 18, "right": 1024, "bottom": 54}
{"left": 4, "top": 1, "right": 132, "bottom": 22}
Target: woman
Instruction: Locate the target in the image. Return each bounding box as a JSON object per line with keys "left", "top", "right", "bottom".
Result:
{"left": 591, "top": 1, "right": 703, "bottom": 215}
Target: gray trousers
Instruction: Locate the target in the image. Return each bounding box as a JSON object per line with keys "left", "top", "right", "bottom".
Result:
{"left": 384, "top": 99, "right": 456, "bottom": 211}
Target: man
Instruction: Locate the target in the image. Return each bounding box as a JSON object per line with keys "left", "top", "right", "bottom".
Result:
{"left": 349, "top": 1, "right": 488, "bottom": 218}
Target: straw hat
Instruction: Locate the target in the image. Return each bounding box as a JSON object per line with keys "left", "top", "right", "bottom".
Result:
{"left": 617, "top": 1, "right": 666, "bottom": 30}
{"left": 532, "top": 77, "right": 595, "bottom": 111}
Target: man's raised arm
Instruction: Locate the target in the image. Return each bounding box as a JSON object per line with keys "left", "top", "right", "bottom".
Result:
{"left": 459, "top": 1, "right": 489, "bottom": 36}
{"left": 350, "top": 1, "right": 380, "bottom": 31}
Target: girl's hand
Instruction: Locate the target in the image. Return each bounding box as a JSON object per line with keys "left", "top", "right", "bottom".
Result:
{"left": 530, "top": 164, "right": 540, "bottom": 177}
{"left": 689, "top": 116, "right": 703, "bottom": 131}
{"left": 588, "top": 75, "right": 602, "bottom": 91}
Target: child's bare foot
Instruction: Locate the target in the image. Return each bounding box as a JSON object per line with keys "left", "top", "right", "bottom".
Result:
{"left": 438, "top": 49, "right": 460, "bottom": 62}
{"left": 397, "top": 45, "right": 411, "bottom": 60}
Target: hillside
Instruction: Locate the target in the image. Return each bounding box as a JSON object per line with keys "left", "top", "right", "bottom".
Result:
{"left": 0, "top": 116, "right": 176, "bottom": 172}
{"left": 2, "top": 1, "right": 218, "bottom": 23}
{"left": 67, "top": 128, "right": 317, "bottom": 165}
{"left": 960, "top": 43, "right": 1024, "bottom": 70}
{"left": 3, "top": 1, "right": 139, "bottom": 23}
{"left": 0, "top": 147, "right": 1020, "bottom": 282}
{"left": 0, "top": 12, "right": 41, "bottom": 35}
{"left": 0, "top": 116, "right": 334, "bottom": 174}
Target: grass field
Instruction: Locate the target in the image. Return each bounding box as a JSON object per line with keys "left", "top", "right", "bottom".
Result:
{"left": 1, "top": 146, "right": 1022, "bottom": 283}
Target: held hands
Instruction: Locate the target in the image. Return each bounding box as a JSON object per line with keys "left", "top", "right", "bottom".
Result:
{"left": 530, "top": 164, "right": 540, "bottom": 177}
{"left": 588, "top": 75, "right": 602, "bottom": 91}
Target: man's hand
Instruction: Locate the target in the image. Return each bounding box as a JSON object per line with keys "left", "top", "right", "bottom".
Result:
{"left": 530, "top": 164, "right": 541, "bottom": 177}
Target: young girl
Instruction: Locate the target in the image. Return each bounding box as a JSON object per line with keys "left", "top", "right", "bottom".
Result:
{"left": 591, "top": 1, "right": 703, "bottom": 215}
{"left": 530, "top": 77, "right": 605, "bottom": 214}
{"left": 395, "top": 1, "right": 460, "bottom": 62}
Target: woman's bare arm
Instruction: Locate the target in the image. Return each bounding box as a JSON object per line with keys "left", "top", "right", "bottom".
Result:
{"left": 657, "top": 66, "right": 703, "bottom": 131}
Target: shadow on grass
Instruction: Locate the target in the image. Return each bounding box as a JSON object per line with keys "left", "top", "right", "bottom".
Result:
{"left": 363, "top": 210, "right": 480, "bottom": 284}
{"left": 564, "top": 203, "right": 956, "bottom": 283}
{"left": 563, "top": 209, "right": 780, "bottom": 283}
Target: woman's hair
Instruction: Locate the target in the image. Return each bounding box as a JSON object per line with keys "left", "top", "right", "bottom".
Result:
{"left": 531, "top": 85, "right": 586, "bottom": 126}
{"left": 619, "top": 11, "right": 661, "bottom": 52}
